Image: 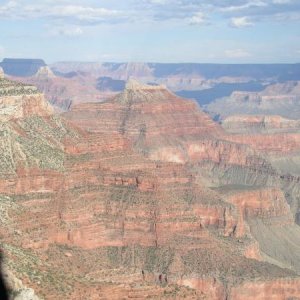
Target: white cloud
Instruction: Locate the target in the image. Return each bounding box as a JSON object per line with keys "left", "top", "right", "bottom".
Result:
{"left": 0, "top": 2, "right": 126, "bottom": 24}
{"left": 189, "top": 12, "right": 206, "bottom": 25}
{"left": 225, "top": 49, "right": 252, "bottom": 58}
{"left": 0, "top": 0, "right": 300, "bottom": 28}
{"left": 221, "top": 1, "right": 268, "bottom": 12}
{"left": 46, "top": 5, "right": 121, "bottom": 21}
{"left": 49, "top": 26, "right": 83, "bottom": 37}
{"left": 230, "top": 16, "right": 254, "bottom": 27}
{"left": 0, "top": 0, "right": 18, "bottom": 17}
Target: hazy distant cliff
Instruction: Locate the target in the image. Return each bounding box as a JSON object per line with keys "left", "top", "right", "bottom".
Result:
{"left": 2, "top": 59, "right": 300, "bottom": 111}
{"left": 0, "top": 58, "right": 46, "bottom": 77}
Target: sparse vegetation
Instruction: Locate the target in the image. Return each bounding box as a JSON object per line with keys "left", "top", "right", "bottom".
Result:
{"left": 0, "top": 116, "right": 77, "bottom": 175}
{"left": 0, "top": 78, "right": 39, "bottom": 96}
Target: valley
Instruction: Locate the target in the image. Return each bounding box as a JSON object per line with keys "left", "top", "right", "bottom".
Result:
{"left": 0, "top": 70, "right": 300, "bottom": 299}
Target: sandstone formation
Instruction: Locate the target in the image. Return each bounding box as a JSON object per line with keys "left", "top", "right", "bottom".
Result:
{"left": 223, "top": 115, "right": 300, "bottom": 134}
{"left": 11, "top": 71, "right": 109, "bottom": 111}
{"left": 220, "top": 114, "right": 300, "bottom": 179}
{"left": 205, "top": 81, "right": 300, "bottom": 120}
{"left": 225, "top": 133, "right": 300, "bottom": 154}
{"left": 65, "top": 80, "right": 224, "bottom": 163}
{"left": 6, "top": 60, "right": 300, "bottom": 113}
{"left": 261, "top": 81, "right": 300, "bottom": 96}
{"left": 0, "top": 79, "right": 300, "bottom": 299}
{"left": 34, "top": 66, "right": 55, "bottom": 80}
{"left": 51, "top": 62, "right": 300, "bottom": 85}
{"left": 0, "top": 78, "right": 53, "bottom": 122}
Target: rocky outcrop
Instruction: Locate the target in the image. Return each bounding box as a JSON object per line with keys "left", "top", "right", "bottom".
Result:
{"left": 222, "top": 115, "right": 300, "bottom": 155}
{"left": 230, "top": 278, "right": 300, "bottom": 300}
{"left": 261, "top": 81, "right": 300, "bottom": 96}
{"left": 178, "top": 278, "right": 226, "bottom": 300}
{"left": 13, "top": 72, "right": 107, "bottom": 111}
{"left": 34, "top": 66, "right": 55, "bottom": 80}
{"left": 225, "top": 133, "right": 300, "bottom": 154}
{"left": 179, "top": 277, "right": 300, "bottom": 300}
{"left": 227, "top": 188, "right": 292, "bottom": 220}
{"left": 223, "top": 187, "right": 293, "bottom": 238}
{"left": 205, "top": 81, "right": 300, "bottom": 120}
{"left": 2, "top": 267, "right": 40, "bottom": 300}
{"left": 222, "top": 115, "right": 300, "bottom": 134}
{"left": 0, "top": 78, "right": 52, "bottom": 122}
{"left": 0, "top": 93, "right": 53, "bottom": 122}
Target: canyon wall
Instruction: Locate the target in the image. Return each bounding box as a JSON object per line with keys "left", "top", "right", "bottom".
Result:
{"left": 0, "top": 79, "right": 300, "bottom": 299}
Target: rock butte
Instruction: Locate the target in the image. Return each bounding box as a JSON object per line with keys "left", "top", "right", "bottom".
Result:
{"left": 0, "top": 79, "right": 300, "bottom": 299}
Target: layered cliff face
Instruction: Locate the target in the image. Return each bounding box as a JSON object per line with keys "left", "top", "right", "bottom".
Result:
{"left": 51, "top": 62, "right": 300, "bottom": 85}
{"left": 225, "top": 133, "right": 300, "bottom": 154}
{"left": 63, "top": 81, "right": 300, "bottom": 297}
{"left": 223, "top": 115, "right": 300, "bottom": 134}
{"left": 220, "top": 113, "right": 300, "bottom": 181}
{"left": 205, "top": 81, "right": 300, "bottom": 120}
{"left": 1, "top": 79, "right": 300, "bottom": 299}
{"left": 0, "top": 78, "right": 53, "bottom": 122}
{"left": 10, "top": 67, "right": 108, "bottom": 111}
{"left": 261, "top": 81, "right": 300, "bottom": 96}
{"left": 65, "top": 80, "right": 225, "bottom": 164}
{"left": 34, "top": 66, "right": 55, "bottom": 80}
{"left": 5, "top": 61, "right": 300, "bottom": 113}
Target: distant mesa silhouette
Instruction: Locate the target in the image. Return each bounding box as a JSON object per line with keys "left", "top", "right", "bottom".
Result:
{"left": 0, "top": 58, "right": 46, "bottom": 77}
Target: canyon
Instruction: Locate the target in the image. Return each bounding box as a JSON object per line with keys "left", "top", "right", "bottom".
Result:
{"left": 205, "top": 81, "right": 300, "bottom": 121}
{"left": 0, "top": 72, "right": 300, "bottom": 299}
{"left": 2, "top": 59, "right": 300, "bottom": 113}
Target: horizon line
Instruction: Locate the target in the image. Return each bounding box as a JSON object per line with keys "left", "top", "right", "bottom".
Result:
{"left": 1, "top": 58, "right": 300, "bottom": 65}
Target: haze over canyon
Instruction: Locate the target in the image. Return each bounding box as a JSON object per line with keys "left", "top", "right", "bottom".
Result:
{"left": 0, "top": 58, "right": 299, "bottom": 299}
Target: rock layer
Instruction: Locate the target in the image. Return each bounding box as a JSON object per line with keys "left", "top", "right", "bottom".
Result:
{"left": 1, "top": 79, "right": 300, "bottom": 299}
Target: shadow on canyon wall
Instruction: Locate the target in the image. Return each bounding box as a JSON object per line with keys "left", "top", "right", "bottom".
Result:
{"left": 0, "top": 251, "right": 9, "bottom": 300}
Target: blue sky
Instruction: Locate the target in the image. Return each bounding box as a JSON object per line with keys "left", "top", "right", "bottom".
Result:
{"left": 0, "top": 0, "right": 300, "bottom": 63}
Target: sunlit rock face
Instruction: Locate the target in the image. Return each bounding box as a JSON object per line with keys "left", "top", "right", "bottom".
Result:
{"left": 222, "top": 115, "right": 300, "bottom": 134}
{"left": 65, "top": 80, "right": 224, "bottom": 164}
{"left": 1, "top": 79, "right": 300, "bottom": 299}
{"left": 34, "top": 66, "right": 56, "bottom": 80}
{"left": 0, "top": 78, "right": 53, "bottom": 123}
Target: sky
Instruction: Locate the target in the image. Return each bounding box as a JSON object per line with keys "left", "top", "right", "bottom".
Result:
{"left": 0, "top": 0, "right": 300, "bottom": 63}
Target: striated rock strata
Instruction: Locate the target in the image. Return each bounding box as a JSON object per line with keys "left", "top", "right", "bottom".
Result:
{"left": 0, "top": 79, "right": 300, "bottom": 299}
